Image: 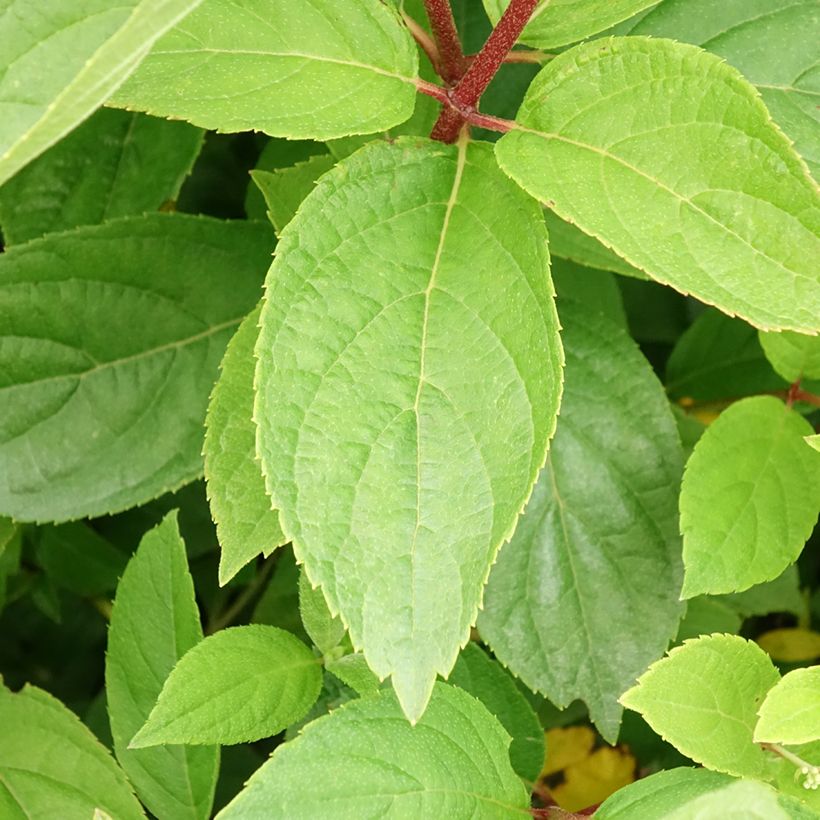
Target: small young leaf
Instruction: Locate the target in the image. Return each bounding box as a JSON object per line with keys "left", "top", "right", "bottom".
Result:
{"left": 111, "top": 0, "right": 419, "bottom": 140}
{"left": 449, "top": 643, "right": 545, "bottom": 783}
{"left": 620, "top": 634, "right": 780, "bottom": 778}
{"left": 130, "top": 625, "right": 322, "bottom": 747}
{"left": 496, "top": 37, "right": 820, "bottom": 332}
{"left": 755, "top": 667, "right": 820, "bottom": 745}
{"left": 0, "top": 214, "right": 273, "bottom": 523}
{"left": 0, "top": 0, "right": 204, "bottom": 186}
{"left": 217, "top": 683, "right": 529, "bottom": 818}
{"left": 680, "top": 396, "right": 820, "bottom": 598}
{"left": 106, "top": 511, "right": 218, "bottom": 820}
{"left": 254, "top": 137, "right": 562, "bottom": 723}
{"left": 478, "top": 301, "right": 683, "bottom": 742}
{"left": 204, "top": 305, "right": 286, "bottom": 586}
{"left": 759, "top": 330, "right": 820, "bottom": 382}
{"left": 0, "top": 108, "right": 202, "bottom": 245}
{"left": 482, "top": 0, "right": 657, "bottom": 49}
{"left": 0, "top": 683, "right": 144, "bottom": 819}
{"left": 325, "top": 653, "right": 381, "bottom": 696}
{"left": 298, "top": 570, "right": 346, "bottom": 655}
{"left": 250, "top": 154, "right": 336, "bottom": 234}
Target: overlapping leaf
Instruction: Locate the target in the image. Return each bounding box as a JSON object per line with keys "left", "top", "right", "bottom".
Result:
{"left": 0, "top": 0, "right": 203, "bottom": 186}
{"left": 755, "top": 667, "right": 820, "bottom": 745}
{"left": 110, "top": 0, "right": 418, "bottom": 140}
{"left": 106, "top": 512, "right": 218, "bottom": 820}
{"left": 478, "top": 302, "right": 683, "bottom": 741}
{"left": 217, "top": 683, "right": 529, "bottom": 818}
{"left": 0, "top": 214, "right": 273, "bottom": 522}
{"left": 759, "top": 330, "right": 820, "bottom": 382}
{"left": 680, "top": 396, "right": 820, "bottom": 597}
{"left": 496, "top": 37, "right": 820, "bottom": 331}
{"left": 254, "top": 137, "right": 562, "bottom": 722}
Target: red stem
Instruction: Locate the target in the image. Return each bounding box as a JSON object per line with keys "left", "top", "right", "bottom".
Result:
{"left": 423, "top": 0, "right": 466, "bottom": 84}
{"left": 430, "top": 0, "right": 539, "bottom": 142}
{"left": 416, "top": 80, "right": 515, "bottom": 133}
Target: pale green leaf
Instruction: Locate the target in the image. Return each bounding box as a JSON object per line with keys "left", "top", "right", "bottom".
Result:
{"left": 250, "top": 154, "right": 336, "bottom": 234}
{"left": 544, "top": 211, "right": 648, "bottom": 280}
{"left": 0, "top": 0, "right": 204, "bottom": 187}
{"left": 482, "top": 0, "right": 658, "bottom": 49}
{"left": 0, "top": 214, "right": 273, "bottom": 523}
{"left": 630, "top": 0, "right": 820, "bottom": 180}
{"left": 204, "top": 305, "right": 285, "bottom": 586}
{"left": 217, "top": 683, "right": 529, "bottom": 819}
{"left": 0, "top": 108, "right": 202, "bottom": 245}
{"left": 111, "top": 0, "right": 418, "bottom": 141}
{"left": 130, "top": 624, "right": 322, "bottom": 746}
{"left": 759, "top": 330, "right": 820, "bottom": 382}
{"left": 755, "top": 667, "right": 820, "bottom": 745}
{"left": 478, "top": 301, "right": 683, "bottom": 742}
{"left": 808, "top": 434, "right": 820, "bottom": 453}
{"left": 254, "top": 137, "right": 562, "bottom": 722}
{"left": 326, "top": 653, "right": 381, "bottom": 696}
{"left": 496, "top": 37, "right": 820, "bottom": 332}
{"left": 106, "top": 512, "right": 218, "bottom": 820}
{"left": 449, "top": 643, "right": 545, "bottom": 783}
{"left": 0, "top": 683, "right": 144, "bottom": 820}
{"left": 299, "top": 570, "right": 346, "bottom": 655}
{"left": 675, "top": 598, "right": 742, "bottom": 642}
{"left": 717, "top": 565, "right": 804, "bottom": 618}
{"left": 620, "top": 634, "right": 780, "bottom": 777}
{"left": 667, "top": 778, "right": 812, "bottom": 820}
{"left": 680, "top": 396, "right": 820, "bottom": 598}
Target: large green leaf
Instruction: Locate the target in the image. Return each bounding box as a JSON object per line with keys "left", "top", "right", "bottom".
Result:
{"left": 759, "top": 330, "right": 820, "bottom": 382}
{"left": 478, "top": 301, "right": 682, "bottom": 742}
{"left": 254, "top": 137, "right": 562, "bottom": 722}
{"left": 482, "top": 0, "right": 657, "bottom": 49}
{"left": 110, "top": 0, "right": 418, "bottom": 141}
{"left": 630, "top": 0, "right": 820, "bottom": 180}
{"left": 621, "top": 634, "right": 780, "bottom": 778}
{"left": 680, "top": 396, "right": 820, "bottom": 598}
{"left": 217, "top": 683, "right": 529, "bottom": 818}
{"left": 0, "top": 683, "right": 144, "bottom": 819}
{"left": 130, "top": 625, "right": 322, "bottom": 746}
{"left": 755, "top": 667, "right": 820, "bottom": 745}
{"left": 0, "top": 0, "right": 203, "bottom": 187}
{"left": 0, "top": 214, "right": 273, "bottom": 523}
{"left": 204, "top": 305, "right": 285, "bottom": 586}
{"left": 106, "top": 512, "right": 218, "bottom": 820}
{"left": 0, "top": 108, "right": 202, "bottom": 245}
{"left": 496, "top": 37, "right": 820, "bottom": 332}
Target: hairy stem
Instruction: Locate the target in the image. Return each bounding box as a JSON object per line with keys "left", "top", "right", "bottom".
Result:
{"left": 417, "top": 80, "right": 515, "bottom": 133}
{"left": 423, "top": 0, "right": 466, "bottom": 83}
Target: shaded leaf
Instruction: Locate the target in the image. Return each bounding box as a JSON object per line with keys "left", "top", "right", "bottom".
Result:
{"left": 298, "top": 570, "right": 346, "bottom": 655}
{"left": 757, "top": 628, "right": 820, "bottom": 663}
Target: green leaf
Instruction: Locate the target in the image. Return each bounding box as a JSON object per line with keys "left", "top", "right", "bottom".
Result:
{"left": 0, "top": 214, "right": 273, "bottom": 523}
{"left": 478, "top": 301, "right": 683, "bottom": 742}
{"left": 326, "top": 653, "right": 381, "bottom": 696}
{"left": 755, "top": 667, "right": 820, "bottom": 745}
{"left": 298, "top": 570, "right": 346, "bottom": 655}
{"left": 620, "top": 634, "right": 780, "bottom": 778}
{"left": 254, "top": 137, "right": 562, "bottom": 722}
{"left": 667, "top": 779, "right": 817, "bottom": 820}
{"left": 0, "top": 0, "right": 204, "bottom": 187}
{"left": 759, "top": 331, "right": 820, "bottom": 382}
{"left": 0, "top": 683, "right": 144, "bottom": 819}
{"left": 36, "top": 523, "right": 126, "bottom": 597}
{"left": 666, "top": 309, "right": 788, "bottom": 402}
{"left": 807, "top": 434, "right": 820, "bottom": 453}
{"left": 106, "top": 511, "right": 218, "bottom": 820}
{"left": 551, "top": 260, "right": 627, "bottom": 328}
{"left": 680, "top": 396, "right": 820, "bottom": 598}
{"left": 217, "top": 682, "right": 529, "bottom": 818}
{"left": 718, "top": 565, "right": 804, "bottom": 618}
{"left": 204, "top": 304, "right": 285, "bottom": 586}
{"left": 630, "top": 0, "right": 820, "bottom": 180}
{"left": 130, "top": 624, "right": 322, "bottom": 746}
{"left": 544, "top": 211, "right": 648, "bottom": 280}
{"left": 496, "top": 37, "right": 820, "bottom": 332}
{"left": 110, "top": 0, "right": 418, "bottom": 141}
{"left": 250, "top": 154, "right": 337, "bottom": 234}
{"left": 0, "top": 108, "right": 202, "bottom": 245}
{"left": 482, "top": 0, "right": 657, "bottom": 49}
{"left": 449, "top": 643, "right": 545, "bottom": 783}
{"left": 675, "top": 597, "right": 742, "bottom": 642}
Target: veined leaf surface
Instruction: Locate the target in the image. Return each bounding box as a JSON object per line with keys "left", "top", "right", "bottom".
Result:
{"left": 496, "top": 37, "right": 820, "bottom": 332}
{"left": 254, "top": 137, "right": 562, "bottom": 722}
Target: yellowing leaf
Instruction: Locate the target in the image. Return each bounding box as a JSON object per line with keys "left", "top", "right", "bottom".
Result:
{"left": 757, "top": 628, "right": 820, "bottom": 662}
{"left": 542, "top": 727, "right": 596, "bottom": 777}
{"left": 552, "top": 746, "right": 636, "bottom": 812}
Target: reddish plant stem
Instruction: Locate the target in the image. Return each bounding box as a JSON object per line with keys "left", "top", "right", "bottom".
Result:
{"left": 401, "top": 10, "right": 441, "bottom": 75}
{"left": 431, "top": 0, "right": 539, "bottom": 142}
{"left": 423, "top": 0, "right": 466, "bottom": 83}
{"left": 416, "top": 80, "right": 515, "bottom": 133}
